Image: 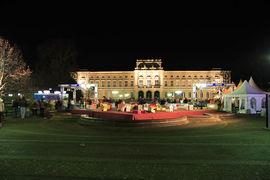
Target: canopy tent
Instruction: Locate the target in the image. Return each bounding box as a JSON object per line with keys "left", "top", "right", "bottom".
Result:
{"left": 223, "top": 80, "right": 266, "bottom": 114}
{"left": 236, "top": 79, "right": 243, "bottom": 90}
{"left": 222, "top": 82, "right": 236, "bottom": 95}
{"left": 249, "top": 76, "right": 265, "bottom": 92}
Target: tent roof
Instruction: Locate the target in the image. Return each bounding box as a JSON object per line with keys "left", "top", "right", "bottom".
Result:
{"left": 236, "top": 79, "right": 243, "bottom": 89}
{"left": 249, "top": 77, "right": 264, "bottom": 92}
{"left": 222, "top": 85, "right": 235, "bottom": 95}
{"left": 226, "top": 80, "right": 266, "bottom": 95}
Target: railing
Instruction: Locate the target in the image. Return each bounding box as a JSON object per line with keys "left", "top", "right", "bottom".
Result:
{"left": 137, "top": 85, "right": 161, "bottom": 88}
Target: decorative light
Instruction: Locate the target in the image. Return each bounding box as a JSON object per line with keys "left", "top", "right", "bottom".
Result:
{"left": 8, "top": 94, "right": 13, "bottom": 97}
{"left": 124, "top": 93, "right": 129, "bottom": 97}
{"left": 175, "top": 91, "right": 182, "bottom": 94}
{"left": 18, "top": 93, "right": 21, "bottom": 96}
{"left": 167, "top": 93, "right": 172, "bottom": 97}
{"left": 208, "top": 104, "right": 215, "bottom": 108}
{"left": 81, "top": 84, "right": 86, "bottom": 88}
{"left": 195, "top": 83, "right": 207, "bottom": 88}
{"left": 119, "top": 94, "right": 123, "bottom": 97}
{"left": 112, "top": 91, "right": 119, "bottom": 94}
{"left": 54, "top": 91, "right": 61, "bottom": 94}
{"left": 79, "top": 79, "right": 85, "bottom": 84}
{"left": 38, "top": 91, "right": 43, "bottom": 94}
{"left": 86, "top": 84, "right": 91, "bottom": 88}
{"left": 43, "top": 90, "right": 50, "bottom": 94}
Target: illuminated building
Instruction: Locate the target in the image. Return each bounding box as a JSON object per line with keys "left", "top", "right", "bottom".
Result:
{"left": 75, "top": 59, "right": 231, "bottom": 100}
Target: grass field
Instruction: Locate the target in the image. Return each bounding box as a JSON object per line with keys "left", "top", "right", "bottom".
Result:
{"left": 1, "top": 113, "right": 270, "bottom": 179}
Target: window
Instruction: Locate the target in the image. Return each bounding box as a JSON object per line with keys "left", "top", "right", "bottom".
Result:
{"left": 102, "top": 76, "right": 104, "bottom": 78}
{"left": 90, "top": 81, "right": 94, "bottom": 84}
{"left": 107, "top": 81, "right": 110, "bottom": 87}
{"left": 139, "top": 80, "right": 143, "bottom": 86}
{"left": 101, "top": 81, "right": 105, "bottom": 87}
{"left": 165, "top": 81, "right": 168, "bottom": 87}
{"left": 96, "top": 76, "right": 99, "bottom": 78}
{"left": 131, "top": 75, "right": 133, "bottom": 78}
{"left": 131, "top": 81, "right": 134, "bottom": 87}
{"left": 155, "top": 80, "right": 159, "bottom": 85}
{"left": 165, "top": 75, "right": 167, "bottom": 78}
{"left": 176, "top": 80, "right": 180, "bottom": 86}
{"left": 125, "top": 81, "right": 128, "bottom": 87}
{"left": 113, "top": 81, "right": 116, "bottom": 87}
{"left": 108, "top": 76, "right": 110, "bottom": 78}
{"left": 206, "top": 92, "right": 210, "bottom": 99}
{"left": 95, "top": 81, "right": 99, "bottom": 87}
{"left": 188, "top": 92, "right": 191, "bottom": 98}
{"left": 171, "top": 75, "right": 173, "bottom": 78}
{"left": 147, "top": 80, "right": 151, "bottom": 87}
{"left": 177, "top": 75, "right": 179, "bottom": 78}
{"left": 182, "top": 75, "right": 185, "bottom": 78}
{"left": 119, "top": 76, "right": 122, "bottom": 78}
{"left": 170, "top": 81, "right": 174, "bottom": 87}
{"left": 250, "top": 98, "right": 256, "bottom": 109}
{"left": 125, "top": 76, "right": 128, "bottom": 78}
{"left": 119, "top": 81, "right": 122, "bottom": 87}
{"left": 200, "top": 91, "right": 203, "bottom": 98}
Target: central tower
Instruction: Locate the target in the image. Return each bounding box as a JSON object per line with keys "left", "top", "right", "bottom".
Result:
{"left": 134, "top": 59, "right": 164, "bottom": 99}
{"left": 135, "top": 59, "right": 163, "bottom": 70}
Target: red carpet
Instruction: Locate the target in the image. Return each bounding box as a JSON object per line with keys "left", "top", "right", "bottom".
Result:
{"left": 71, "top": 109, "right": 216, "bottom": 120}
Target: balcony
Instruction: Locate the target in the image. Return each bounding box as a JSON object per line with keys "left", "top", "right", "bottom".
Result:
{"left": 137, "top": 85, "right": 161, "bottom": 88}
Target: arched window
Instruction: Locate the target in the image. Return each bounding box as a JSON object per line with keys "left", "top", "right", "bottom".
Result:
{"left": 138, "top": 91, "right": 144, "bottom": 99}
{"left": 154, "top": 91, "right": 160, "bottom": 99}
{"left": 146, "top": 91, "right": 152, "bottom": 99}
{"left": 250, "top": 98, "right": 256, "bottom": 109}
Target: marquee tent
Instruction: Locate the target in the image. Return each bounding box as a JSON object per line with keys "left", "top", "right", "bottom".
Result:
{"left": 236, "top": 79, "right": 243, "bottom": 90}
{"left": 223, "top": 80, "right": 266, "bottom": 114}
{"left": 222, "top": 82, "right": 236, "bottom": 95}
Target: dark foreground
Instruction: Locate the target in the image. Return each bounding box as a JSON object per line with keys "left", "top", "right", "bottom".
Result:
{"left": 0, "top": 113, "right": 270, "bottom": 180}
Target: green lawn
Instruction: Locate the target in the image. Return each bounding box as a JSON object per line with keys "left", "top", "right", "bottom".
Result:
{"left": 1, "top": 113, "right": 270, "bottom": 179}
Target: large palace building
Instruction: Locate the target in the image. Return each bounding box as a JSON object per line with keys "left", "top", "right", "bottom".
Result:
{"left": 75, "top": 59, "right": 231, "bottom": 100}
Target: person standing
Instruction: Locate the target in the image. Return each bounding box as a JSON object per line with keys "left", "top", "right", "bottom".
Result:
{"left": 39, "top": 99, "right": 46, "bottom": 117}
{"left": 31, "top": 100, "right": 39, "bottom": 116}
{"left": 12, "top": 98, "right": 19, "bottom": 118}
{"left": 0, "top": 98, "right": 5, "bottom": 128}
{"left": 20, "top": 97, "right": 27, "bottom": 119}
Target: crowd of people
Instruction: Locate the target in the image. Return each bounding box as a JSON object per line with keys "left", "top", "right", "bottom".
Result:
{"left": 10, "top": 97, "right": 68, "bottom": 119}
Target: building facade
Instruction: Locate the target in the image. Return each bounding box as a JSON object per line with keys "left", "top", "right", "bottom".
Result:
{"left": 76, "top": 59, "right": 231, "bottom": 100}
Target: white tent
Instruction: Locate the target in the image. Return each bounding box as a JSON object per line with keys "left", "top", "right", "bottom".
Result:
{"left": 223, "top": 80, "right": 266, "bottom": 114}
{"left": 249, "top": 77, "right": 263, "bottom": 91}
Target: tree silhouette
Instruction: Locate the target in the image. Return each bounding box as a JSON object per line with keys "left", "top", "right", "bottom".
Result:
{"left": 34, "top": 39, "right": 78, "bottom": 89}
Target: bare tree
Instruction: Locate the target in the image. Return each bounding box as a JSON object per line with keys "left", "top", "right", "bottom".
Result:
{"left": 0, "top": 37, "right": 31, "bottom": 94}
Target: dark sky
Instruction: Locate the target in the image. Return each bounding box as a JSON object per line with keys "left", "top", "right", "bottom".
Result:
{"left": 1, "top": 1, "right": 270, "bottom": 88}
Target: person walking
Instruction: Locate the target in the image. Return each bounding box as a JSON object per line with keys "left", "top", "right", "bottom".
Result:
{"left": 0, "top": 98, "right": 5, "bottom": 128}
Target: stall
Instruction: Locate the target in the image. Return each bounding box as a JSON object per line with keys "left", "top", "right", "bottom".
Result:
{"left": 223, "top": 79, "right": 266, "bottom": 114}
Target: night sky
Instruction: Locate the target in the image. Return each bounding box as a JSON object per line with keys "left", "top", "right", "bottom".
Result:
{"left": 1, "top": 1, "right": 270, "bottom": 88}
